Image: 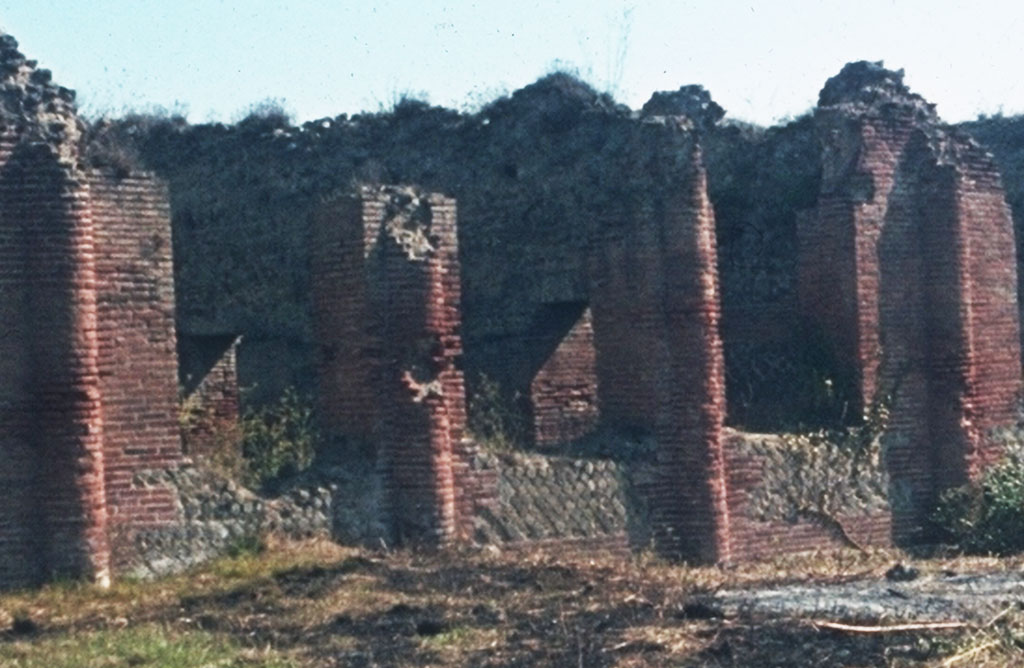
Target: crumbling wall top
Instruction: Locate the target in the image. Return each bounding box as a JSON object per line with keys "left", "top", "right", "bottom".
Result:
{"left": 0, "top": 32, "right": 80, "bottom": 160}
{"left": 364, "top": 184, "right": 439, "bottom": 261}
{"left": 641, "top": 85, "right": 724, "bottom": 131}
{"left": 818, "top": 61, "right": 936, "bottom": 123}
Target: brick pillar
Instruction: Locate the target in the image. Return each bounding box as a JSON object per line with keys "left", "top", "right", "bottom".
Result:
{"left": 801, "top": 107, "right": 918, "bottom": 413}
{"left": 90, "top": 170, "right": 183, "bottom": 562}
{"left": 803, "top": 63, "right": 1022, "bottom": 541}
{"left": 591, "top": 129, "right": 730, "bottom": 562}
{"left": 311, "top": 194, "right": 382, "bottom": 443}
{"left": 313, "top": 186, "right": 472, "bottom": 545}
{"left": 0, "top": 142, "right": 110, "bottom": 585}
{"left": 920, "top": 138, "right": 1021, "bottom": 486}
{"left": 0, "top": 131, "right": 41, "bottom": 587}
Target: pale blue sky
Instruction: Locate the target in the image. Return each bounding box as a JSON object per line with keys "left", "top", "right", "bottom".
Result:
{"left": 1, "top": 1, "right": 1022, "bottom": 125}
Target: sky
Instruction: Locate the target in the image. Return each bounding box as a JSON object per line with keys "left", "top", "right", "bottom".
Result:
{"left": 1, "top": 1, "right": 1023, "bottom": 127}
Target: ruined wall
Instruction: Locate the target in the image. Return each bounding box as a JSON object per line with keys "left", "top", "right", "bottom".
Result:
{"left": 179, "top": 334, "right": 241, "bottom": 457}
{"left": 313, "top": 186, "right": 475, "bottom": 545}
{"left": 529, "top": 306, "right": 599, "bottom": 447}
{"left": 723, "top": 431, "right": 891, "bottom": 560}
{"left": 472, "top": 451, "right": 645, "bottom": 555}
{"left": 91, "top": 171, "right": 183, "bottom": 558}
{"left": 800, "top": 63, "right": 1022, "bottom": 541}
{"left": 0, "top": 36, "right": 111, "bottom": 587}
{"left": 591, "top": 126, "right": 730, "bottom": 562}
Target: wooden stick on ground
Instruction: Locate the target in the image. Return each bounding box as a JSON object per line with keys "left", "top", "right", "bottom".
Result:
{"left": 810, "top": 620, "right": 967, "bottom": 633}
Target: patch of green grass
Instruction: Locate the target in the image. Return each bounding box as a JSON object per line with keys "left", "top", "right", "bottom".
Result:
{"left": 0, "top": 624, "right": 296, "bottom": 668}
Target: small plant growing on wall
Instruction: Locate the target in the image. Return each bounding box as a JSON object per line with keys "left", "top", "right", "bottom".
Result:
{"left": 180, "top": 387, "right": 318, "bottom": 491}
{"left": 744, "top": 388, "right": 894, "bottom": 549}
{"left": 241, "top": 387, "right": 318, "bottom": 491}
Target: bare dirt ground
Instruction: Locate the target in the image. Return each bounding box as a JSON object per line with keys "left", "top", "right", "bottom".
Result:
{"left": 3, "top": 539, "right": 1024, "bottom": 667}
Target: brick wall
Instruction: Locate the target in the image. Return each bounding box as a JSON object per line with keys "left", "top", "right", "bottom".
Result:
{"left": 311, "top": 195, "right": 382, "bottom": 443}
{"left": 529, "top": 305, "right": 599, "bottom": 447}
{"left": 0, "top": 140, "right": 111, "bottom": 586}
{"left": 313, "top": 186, "right": 480, "bottom": 545}
{"left": 591, "top": 128, "right": 730, "bottom": 562}
{"left": 90, "top": 170, "right": 184, "bottom": 563}
{"left": 179, "top": 334, "right": 242, "bottom": 458}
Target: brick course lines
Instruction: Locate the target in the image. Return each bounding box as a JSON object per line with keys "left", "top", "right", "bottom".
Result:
{"left": 181, "top": 336, "right": 241, "bottom": 457}
{"left": 313, "top": 188, "right": 478, "bottom": 545}
{"left": 0, "top": 141, "right": 111, "bottom": 586}
{"left": 0, "top": 132, "right": 38, "bottom": 587}
{"left": 591, "top": 134, "right": 730, "bottom": 563}
{"left": 529, "top": 307, "right": 599, "bottom": 447}
{"left": 311, "top": 196, "right": 382, "bottom": 442}
{"left": 90, "top": 171, "right": 183, "bottom": 558}
{"left": 800, "top": 64, "right": 1023, "bottom": 544}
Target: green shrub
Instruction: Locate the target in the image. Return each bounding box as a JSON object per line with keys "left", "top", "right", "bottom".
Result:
{"left": 933, "top": 441, "right": 1024, "bottom": 554}
{"left": 241, "top": 387, "right": 318, "bottom": 490}
{"left": 178, "top": 391, "right": 248, "bottom": 481}
{"left": 467, "top": 373, "right": 527, "bottom": 451}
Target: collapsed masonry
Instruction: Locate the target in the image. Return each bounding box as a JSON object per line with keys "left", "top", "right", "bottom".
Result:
{"left": 313, "top": 124, "right": 731, "bottom": 560}
{"left": 0, "top": 35, "right": 184, "bottom": 587}
{"left": 312, "top": 186, "right": 475, "bottom": 542}
{"left": 800, "top": 62, "right": 1022, "bottom": 540}
{"left": 313, "top": 63, "right": 1023, "bottom": 562}
{"left": 3, "top": 28, "right": 1022, "bottom": 583}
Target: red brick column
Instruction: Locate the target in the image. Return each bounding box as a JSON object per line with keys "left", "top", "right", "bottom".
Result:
{"left": 801, "top": 108, "right": 918, "bottom": 413}
{"left": 313, "top": 187, "right": 475, "bottom": 545}
{"left": 90, "top": 171, "right": 183, "bottom": 559}
{"left": 0, "top": 132, "right": 39, "bottom": 587}
{"left": 591, "top": 132, "right": 730, "bottom": 562}
{"left": 0, "top": 142, "right": 110, "bottom": 585}
{"left": 920, "top": 138, "right": 1021, "bottom": 486}
{"left": 311, "top": 195, "right": 383, "bottom": 443}
{"left": 802, "top": 64, "right": 1022, "bottom": 541}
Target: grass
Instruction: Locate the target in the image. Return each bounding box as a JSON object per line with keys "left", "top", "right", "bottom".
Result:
{"left": 0, "top": 625, "right": 296, "bottom": 668}
{"left": 2, "top": 538, "right": 1024, "bottom": 666}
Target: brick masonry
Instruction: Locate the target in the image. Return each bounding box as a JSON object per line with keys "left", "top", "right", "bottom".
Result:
{"left": 798, "top": 63, "right": 1023, "bottom": 542}
{"left": 179, "top": 334, "right": 242, "bottom": 458}
{"left": 0, "top": 33, "right": 185, "bottom": 587}
{"left": 5, "top": 32, "right": 1024, "bottom": 581}
{"left": 590, "top": 125, "right": 730, "bottom": 562}
{"left": 723, "top": 430, "right": 892, "bottom": 560}
{"left": 0, "top": 33, "right": 113, "bottom": 586}
{"left": 529, "top": 306, "right": 599, "bottom": 447}
{"left": 91, "top": 170, "right": 184, "bottom": 562}
{"left": 0, "top": 141, "right": 111, "bottom": 587}
{"left": 311, "top": 194, "right": 382, "bottom": 444}
{"left": 313, "top": 186, "right": 474, "bottom": 545}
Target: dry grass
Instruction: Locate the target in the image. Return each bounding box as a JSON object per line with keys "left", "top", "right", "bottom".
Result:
{"left": 1, "top": 538, "right": 1023, "bottom": 667}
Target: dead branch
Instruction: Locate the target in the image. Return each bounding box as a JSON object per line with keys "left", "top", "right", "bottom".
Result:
{"left": 810, "top": 620, "right": 967, "bottom": 633}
